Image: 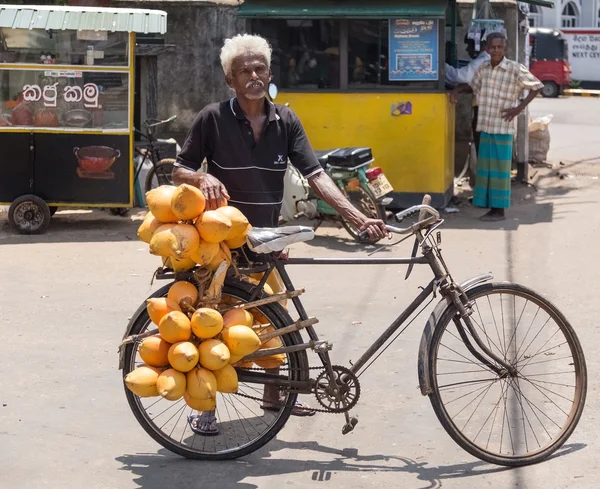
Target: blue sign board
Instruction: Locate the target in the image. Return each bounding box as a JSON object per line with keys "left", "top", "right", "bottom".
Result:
{"left": 389, "top": 18, "right": 439, "bottom": 81}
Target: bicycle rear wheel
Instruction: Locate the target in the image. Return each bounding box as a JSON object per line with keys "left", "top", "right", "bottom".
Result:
{"left": 145, "top": 158, "right": 175, "bottom": 192}
{"left": 123, "top": 278, "right": 310, "bottom": 460}
{"left": 428, "top": 282, "right": 586, "bottom": 466}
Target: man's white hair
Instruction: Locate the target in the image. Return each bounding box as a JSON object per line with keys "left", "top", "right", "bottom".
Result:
{"left": 220, "top": 34, "right": 272, "bottom": 76}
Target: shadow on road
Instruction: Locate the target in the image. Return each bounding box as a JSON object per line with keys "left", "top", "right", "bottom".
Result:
{"left": 0, "top": 208, "right": 144, "bottom": 245}
{"left": 115, "top": 438, "right": 586, "bottom": 489}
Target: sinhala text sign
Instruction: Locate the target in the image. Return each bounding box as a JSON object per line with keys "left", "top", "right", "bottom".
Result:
{"left": 562, "top": 29, "right": 600, "bottom": 82}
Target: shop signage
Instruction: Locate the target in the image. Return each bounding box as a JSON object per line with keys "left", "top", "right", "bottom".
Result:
{"left": 388, "top": 18, "right": 439, "bottom": 81}
{"left": 22, "top": 83, "right": 100, "bottom": 108}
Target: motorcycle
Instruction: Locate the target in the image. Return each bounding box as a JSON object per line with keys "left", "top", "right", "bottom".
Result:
{"left": 280, "top": 148, "right": 394, "bottom": 244}
{"left": 269, "top": 84, "right": 394, "bottom": 244}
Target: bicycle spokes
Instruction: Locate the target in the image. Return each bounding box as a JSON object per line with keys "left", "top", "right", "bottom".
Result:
{"left": 432, "top": 287, "right": 585, "bottom": 462}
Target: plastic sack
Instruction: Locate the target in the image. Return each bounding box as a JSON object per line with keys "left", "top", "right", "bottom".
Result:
{"left": 528, "top": 114, "right": 553, "bottom": 164}
{"left": 247, "top": 226, "right": 315, "bottom": 254}
{"left": 529, "top": 114, "right": 553, "bottom": 133}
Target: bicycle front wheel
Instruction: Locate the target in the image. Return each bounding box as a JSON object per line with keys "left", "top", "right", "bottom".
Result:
{"left": 145, "top": 158, "right": 175, "bottom": 192}
{"left": 428, "top": 282, "right": 587, "bottom": 467}
{"left": 123, "top": 278, "right": 310, "bottom": 460}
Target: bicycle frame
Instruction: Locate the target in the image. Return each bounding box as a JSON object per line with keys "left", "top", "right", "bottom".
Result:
{"left": 235, "top": 242, "right": 517, "bottom": 393}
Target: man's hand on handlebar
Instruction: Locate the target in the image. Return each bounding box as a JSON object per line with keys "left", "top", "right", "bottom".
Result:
{"left": 199, "top": 174, "right": 230, "bottom": 210}
{"left": 358, "top": 217, "right": 389, "bottom": 241}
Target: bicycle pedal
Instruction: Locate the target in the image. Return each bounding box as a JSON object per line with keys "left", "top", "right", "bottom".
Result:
{"left": 341, "top": 416, "right": 358, "bottom": 435}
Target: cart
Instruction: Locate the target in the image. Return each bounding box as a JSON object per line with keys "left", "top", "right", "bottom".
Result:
{"left": 0, "top": 5, "right": 167, "bottom": 234}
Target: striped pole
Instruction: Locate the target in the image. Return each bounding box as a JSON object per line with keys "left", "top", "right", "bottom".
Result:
{"left": 563, "top": 89, "right": 600, "bottom": 98}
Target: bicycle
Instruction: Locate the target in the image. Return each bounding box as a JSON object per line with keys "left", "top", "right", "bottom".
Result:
{"left": 119, "top": 195, "right": 587, "bottom": 467}
{"left": 133, "top": 115, "right": 179, "bottom": 195}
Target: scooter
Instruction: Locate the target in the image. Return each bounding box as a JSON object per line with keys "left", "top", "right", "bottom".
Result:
{"left": 280, "top": 147, "right": 394, "bottom": 244}
{"left": 267, "top": 83, "right": 394, "bottom": 244}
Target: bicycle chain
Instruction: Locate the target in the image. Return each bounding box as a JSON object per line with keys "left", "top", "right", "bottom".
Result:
{"left": 233, "top": 365, "right": 357, "bottom": 414}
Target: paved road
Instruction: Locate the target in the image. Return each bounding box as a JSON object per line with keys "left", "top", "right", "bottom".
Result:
{"left": 530, "top": 97, "right": 600, "bottom": 164}
{"left": 1, "top": 97, "right": 599, "bottom": 489}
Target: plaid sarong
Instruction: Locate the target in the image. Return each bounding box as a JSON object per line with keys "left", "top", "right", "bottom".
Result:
{"left": 473, "top": 132, "right": 513, "bottom": 209}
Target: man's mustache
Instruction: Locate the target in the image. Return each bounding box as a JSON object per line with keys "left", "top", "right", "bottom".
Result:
{"left": 246, "top": 80, "right": 265, "bottom": 88}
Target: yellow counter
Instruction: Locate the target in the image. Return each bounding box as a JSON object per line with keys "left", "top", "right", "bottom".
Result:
{"left": 280, "top": 92, "right": 455, "bottom": 208}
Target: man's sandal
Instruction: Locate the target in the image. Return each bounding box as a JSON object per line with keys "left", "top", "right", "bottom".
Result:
{"left": 187, "top": 412, "right": 220, "bottom": 436}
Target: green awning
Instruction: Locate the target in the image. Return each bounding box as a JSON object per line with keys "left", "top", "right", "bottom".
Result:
{"left": 238, "top": 0, "right": 447, "bottom": 19}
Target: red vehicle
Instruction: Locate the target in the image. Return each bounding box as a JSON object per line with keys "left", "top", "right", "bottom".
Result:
{"left": 529, "top": 28, "right": 571, "bottom": 98}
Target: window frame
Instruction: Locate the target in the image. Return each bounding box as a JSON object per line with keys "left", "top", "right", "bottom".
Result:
{"left": 0, "top": 28, "right": 131, "bottom": 69}
{"left": 0, "top": 31, "right": 135, "bottom": 134}
{"left": 248, "top": 16, "right": 446, "bottom": 94}
{"left": 528, "top": 5, "right": 542, "bottom": 27}
{"left": 561, "top": 2, "right": 579, "bottom": 28}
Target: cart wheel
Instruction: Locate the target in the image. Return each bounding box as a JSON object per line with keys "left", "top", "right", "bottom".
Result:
{"left": 49, "top": 206, "right": 58, "bottom": 217}
{"left": 8, "top": 195, "right": 51, "bottom": 235}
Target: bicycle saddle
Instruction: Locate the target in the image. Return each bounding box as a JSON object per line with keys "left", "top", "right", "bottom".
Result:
{"left": 247, "top": 226, "right": 315, "bottom": 254}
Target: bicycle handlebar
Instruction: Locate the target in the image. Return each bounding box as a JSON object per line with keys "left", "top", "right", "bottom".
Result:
{"left": 358, "top": 202, "right": 440, "bottom": 241}
{"left": 144, "top": 115, "right": 177, "bottom": 129}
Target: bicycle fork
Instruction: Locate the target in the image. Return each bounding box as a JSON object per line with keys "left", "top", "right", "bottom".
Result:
{"left": 426, "top": 247, "right": 517, "bottom": 378}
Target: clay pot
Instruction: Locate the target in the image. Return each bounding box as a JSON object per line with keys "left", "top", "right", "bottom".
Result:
{"left": 74, "top": 146, "right": 121, "bottom": 173}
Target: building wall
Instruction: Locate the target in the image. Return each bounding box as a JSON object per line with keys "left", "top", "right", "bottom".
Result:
{"left": 116, "top": 0, "right": 245, "bottom": 138}
{"left": 530, "top": 0, "right": 599, "bottom": 29}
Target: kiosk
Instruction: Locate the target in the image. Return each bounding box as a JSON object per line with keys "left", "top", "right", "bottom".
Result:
{"left": 0, "top": 5, "right": 167, "bottom": 233}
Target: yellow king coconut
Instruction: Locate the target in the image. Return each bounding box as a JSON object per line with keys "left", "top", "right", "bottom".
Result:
{"left": 168, "top": 281, "right": 199, "bottom": 309}
{"left": 168, "top": 341, "right": 200, "bottom": 372}
{"left": 163, "top": 256, "right": 196, "bottom": 273}
{"left": 195, "top": 210, "right": 232, "bottom": 243}
{"left": 146, "top": 297, "right": 181, "bottom": 325}
{"left": 191, "top": 308, "right": 224, "bottom": 339}
{"left": 206, "top": 242, "right": 232, "bottom": 272}
{"left": 186, "top": 367, "right": 217, "bottom": 400}
{"left": 156, "top": 368, "right": 187, "bottom": 401}
{"left": 215, "top": 206, "right": 249, "bottom": 240}
{"left": 198, "top": 339, "right": 231, "bottom": 371}
{"left": 138, "top": 335, "right": 172, "bottom": 368}
{"left": 137, "top": 211, "right": 162, "bottom": 244}
{"left": 223, "top": 309, "right": 254, "bottom": 329}
{"left": 146, "top": 185, "right": 179, "bottom": 223}
{"left": 171, "top": 184, "right": 206, "bottom": 221}
{"left": 213, "top": 364, "right": 239, "bottom": 393}
{"left": 225, "top": 224, "right": 251, "bottom": 250}
{"left": 222, "top": 325, "right": 261, "bottom": 357}
{"left": 190, "top": 239, "right": 220, "bottom": 266}
{"left": 124, "top": 365, "right": 162, "bottom": 397}
{"left": 254, "top": 334, "right": 286, "bottom": 369}
{"left": 184, "top": 392, "right": 216, "bottom": 411}
{"left": 150, "top": 223, "right": 200, "bottom": 259}
{"left": 158, "top": 311, "right": 192, "bottom": 343}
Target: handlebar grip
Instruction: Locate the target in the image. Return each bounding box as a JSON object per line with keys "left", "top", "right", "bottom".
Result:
{"left": 419, "top": 194, "right": 432, "bottom": 221}
{"left": 357, "top": 230, "right": 370, "bottom": 241}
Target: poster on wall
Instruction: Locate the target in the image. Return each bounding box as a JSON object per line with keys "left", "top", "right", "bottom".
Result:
{"left": 388, "top": 18, "right": 439, "bottom": 81}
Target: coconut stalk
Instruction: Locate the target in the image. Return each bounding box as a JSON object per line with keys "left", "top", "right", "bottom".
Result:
{"left": 219, "top": 289, "right": 304, "bottom": 313}
{"left": 256, "top": 317, "right": 318, "bottom": 343}
{"left": 119, "top": 329, "right": 160, "bottom": 349}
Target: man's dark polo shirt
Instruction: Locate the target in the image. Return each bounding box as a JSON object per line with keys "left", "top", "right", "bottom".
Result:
{"left": 175, "top": 98, "right": 323, "bottom": 227}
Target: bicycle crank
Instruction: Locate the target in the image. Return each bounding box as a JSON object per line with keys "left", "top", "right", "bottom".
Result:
{"left": 314, "top": 365, "right": 361, "bottom": 413}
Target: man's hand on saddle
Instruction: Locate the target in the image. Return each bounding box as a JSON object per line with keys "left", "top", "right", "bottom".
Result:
{"left": 199, "top": 174, "right": 230, "bottom": 210}
{"left": 358, "top": 216, "right": 389, "bottom": 241}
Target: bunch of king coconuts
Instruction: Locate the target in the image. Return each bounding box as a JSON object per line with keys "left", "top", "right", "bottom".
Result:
{"left": 125, "top": 185, "right": 286, "bottom": 409}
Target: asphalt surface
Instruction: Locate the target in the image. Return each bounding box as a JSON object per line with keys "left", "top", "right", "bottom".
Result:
{"left": 1, "top": 97, "right": 599, "bottom": 489}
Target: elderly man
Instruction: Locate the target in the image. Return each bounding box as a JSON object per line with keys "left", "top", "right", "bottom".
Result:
{"left": 173, "top": 34, "right": 387, "bottom": 435}
{"left": 452, "top": 32, "right": 543, "bottom": 221}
